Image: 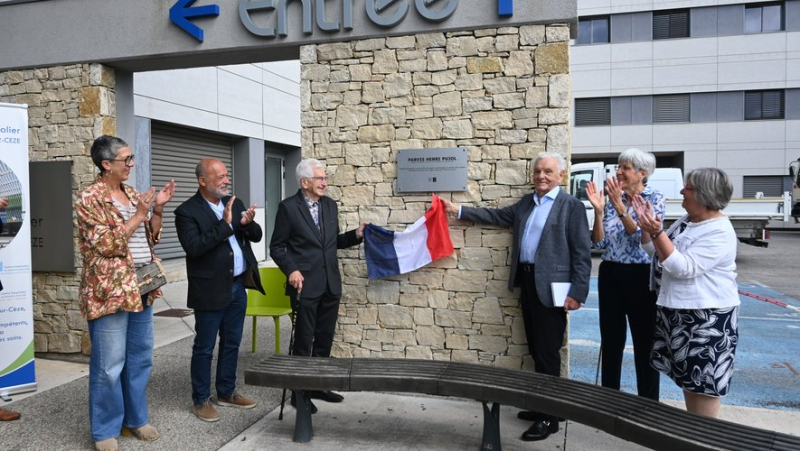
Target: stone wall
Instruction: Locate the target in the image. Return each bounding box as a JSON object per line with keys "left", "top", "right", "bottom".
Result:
{"left": 301, "top": 25, "right": 571, "bottom": 370}
{"left": 0, "top": 63, "right": 117, "bottom": 355}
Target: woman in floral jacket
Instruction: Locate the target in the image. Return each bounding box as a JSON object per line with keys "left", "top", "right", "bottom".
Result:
{"left": 76, "top": 135, "right": 175, "bottom": 451}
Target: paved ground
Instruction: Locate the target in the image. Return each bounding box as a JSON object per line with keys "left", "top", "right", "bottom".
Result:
{"left": 0, "top": 231, "right": 797, "bottom": 450}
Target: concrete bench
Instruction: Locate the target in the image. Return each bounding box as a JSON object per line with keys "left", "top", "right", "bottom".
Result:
{"left": 245, "top": 355, "right": 800, "bottom": 451}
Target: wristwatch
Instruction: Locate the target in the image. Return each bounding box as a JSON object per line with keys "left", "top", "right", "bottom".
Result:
{"left": 650, "top": 230, "right": 664, "bottom": 240}
{"left": 617, "top": 210, "right": 627, "bottom": 218}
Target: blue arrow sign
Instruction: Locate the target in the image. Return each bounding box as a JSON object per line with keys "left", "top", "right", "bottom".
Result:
{"left": 498, "top": 0, "right": 512, "bottom": 17}
{"left": 170, "top": 0, "right": 220, "bottom": 42}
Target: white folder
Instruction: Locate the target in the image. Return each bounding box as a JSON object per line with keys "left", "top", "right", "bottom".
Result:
{"left": 550, "top": 282, "right": 571, "bottom": 307}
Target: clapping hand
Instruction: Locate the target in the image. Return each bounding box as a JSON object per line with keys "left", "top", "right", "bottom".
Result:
{"left": 584, "top": 181, "right": 605, "bottom": 211}
{"left": 155, "top": 179, "right": 176, "bottom": 208}
{"left": 136, "top": 187, "right": 156, "bottom": 217}
{"left": 241, "top": 203, "right": 257, "bottom": 226}
{"left": 631, "top": 194, "right": 661, "bottom": 235}
{"left": 605, "top": 177, "right": 625, "bottom": 212}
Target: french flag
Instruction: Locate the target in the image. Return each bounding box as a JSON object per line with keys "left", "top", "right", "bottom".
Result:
{"left": 364, "top": 195, "right": 454, "bottom": 279}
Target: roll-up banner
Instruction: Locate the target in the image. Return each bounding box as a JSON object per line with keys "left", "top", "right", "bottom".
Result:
{"left": 0, "top": 102, "right": 35, "bottom": 397}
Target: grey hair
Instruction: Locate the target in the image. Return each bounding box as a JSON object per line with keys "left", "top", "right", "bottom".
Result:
{"left": 619, "top": 148, "right": 656, "bottom": 184}
{"left": 296, "top": 158, "right": 325, "bottom": 185}
{"left": 685, "top": 167, "right": 733, "bottom": 211}
{"left": 90, "top": 135, "right": 128, "bottom": 174}
{"left": 532, "top": 152, "right": 567, "bottom": 172}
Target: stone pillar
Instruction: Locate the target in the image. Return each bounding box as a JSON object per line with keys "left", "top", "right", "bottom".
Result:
{"left": 1, "top": 63, "right": 117, "bottom": 355}
{"left": 300, "top": 25, "right": 572, "bottom": 371}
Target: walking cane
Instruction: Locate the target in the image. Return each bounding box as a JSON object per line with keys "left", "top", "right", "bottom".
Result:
{"left": 594, "top": 348, "right": 602, "bottom": 386}
{"left": 278, "top": 289, "right": 300, "bottom": 421}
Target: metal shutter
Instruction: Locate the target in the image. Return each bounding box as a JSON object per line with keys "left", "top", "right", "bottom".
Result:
{"left": 743, "top": 176, "right": 783, "bottom": 198}
{"left": 653, "top": 94, "right": 690, "bottom": 123}
{"left": 745, "top": 90, "right": 785, "bottom": 120}
{"left": 575, "top": 98, "right": 611, "bottom": 126}
{"left": 151, "top": 122, "right": 234, "bottom": 260}
{"left": 653, "top": 10, "right": 689, "bottom": 39}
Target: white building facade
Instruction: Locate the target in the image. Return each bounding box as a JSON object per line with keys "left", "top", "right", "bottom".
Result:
{"left": 571, "top": 0, "right": 800, "bottom": 203}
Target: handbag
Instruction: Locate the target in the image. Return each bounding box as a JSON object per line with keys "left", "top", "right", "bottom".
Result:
{"left": 135, "top": 215, "right": 167, "bottom": 295}
{"left": 136, "top": 260, "right": 167, "bottom": 295}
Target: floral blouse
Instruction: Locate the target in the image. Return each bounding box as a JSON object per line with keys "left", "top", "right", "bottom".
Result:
{"left": 75, "top": 176, "right": 162, "bottom": 320}
{"left": 593, "top": 185, "right": 665, "bottom": 264}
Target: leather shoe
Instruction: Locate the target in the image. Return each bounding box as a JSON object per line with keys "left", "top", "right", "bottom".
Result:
{"left": 521, "top": 420, "right": 559, "bottom": 442}
{"left": 517, "top": 411, "right": 565, "bottom": 422}
{"left": 0, "top": 407, "right": 21, "bottom": 421}
{"left": 290, "top": 392, "right": 318, "bottom": 414}
{"left": 308, "top": 390, "right": 344, "bottom": 403}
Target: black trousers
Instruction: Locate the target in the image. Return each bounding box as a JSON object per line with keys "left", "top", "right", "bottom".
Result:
{"left": 519, "top": 264, "right": 568, "bottom": 399}
{"left": 292, "top": 287, "right": 340, "bottom": 358}
{"left": 598, "top": 260, "right": 660, "bottom": 401}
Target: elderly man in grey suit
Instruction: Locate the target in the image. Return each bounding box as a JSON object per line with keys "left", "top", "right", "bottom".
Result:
{"left": 442, "top": 152, "right": 591, "bottom": 442}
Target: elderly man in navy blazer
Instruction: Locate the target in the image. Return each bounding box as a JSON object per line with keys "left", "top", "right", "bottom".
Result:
{"left": 270, "top": 158, "right": 366, "bottom": 414}
{"left": 175, "top": 158, "right": 265, "bottom": 423}
{"left": 442, "top": 152, "right": 591, "bottom": 442}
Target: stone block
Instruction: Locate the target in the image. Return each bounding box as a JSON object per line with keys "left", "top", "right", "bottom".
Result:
{"left": 411, "top": 117, "right": 443, "bottom": 139}
{"left": 548, "top": 74, "right": 570, "bottom": 108}
{"left": 355, "top": 38, "right": 386, "bottom": 51}
{"left": 406, "top": 346, "right": 434, "bottom": 359}
{"left": 504, "top": 51, "right": 534, "bottom": 77}
{"left": 473, "top": 297, "right": 504, "bottom": 324}
{"left": 520, "top": 25, "right": 545, "bottom": 46}
{"left": 546, "top": 25, "right": 571, "bottom": 43}
{"left": 446, "top": 37, "right": 479, "bottom": 57}
{"left": 538, "top": 108, "right": 570, "bottom": 125}
{"left": 432, "top": 91, "right": 462, "bottom": 117}
{"left": 373, "top": 49, "right": 399, "bottom": 74}
{"left": 370, "top": 107, "right": 406, "bottom": 126}
{"left": 496, "top": 34, "right": 520, "bottom": 52}
{"left": 462, "top": 97, "right": 493, "bottom": 114}
{"left": 446, "top": 333, "right": 468, "bottom": 350}
{"left": 546, "top": 124, "right": 570, "bottom": 153}
{"left": 435, "top": 309, "right": 472, "bottom": 329}
{"left": 443, "top": 269, "right": 487, "bottom": 293}
{"left": 349, "top": 64, "right": 372, "bottom": 82}
{"left": 469, "top": 335, "right": 508, "bottom": 353}
{"left": 427, "top": 50, "right": 448, "bottom": 72}
{"left": 442, "top": 119, "right": 473, "bottom": 139}
{"left": 493, "top": 92, "right": 525, "bottom": 109}
{"left": 431, "top": 69, "right": 457, "bottom": 86}
{"left": 341, "top": 185, "right": 376, "bottom": 207}
{"left": 335, "top": 105, "right": 369, "bottom": 128}
{"left": 413, "top": 307, "right": 435, "bottom": 326}
{"left": 378, "top": 304, "right": 413, "bottom": 329}
{"left": 466, "top": 57, "right": 503, "bottom": 74}
{"left": 535, "top": 43, "right": 569, "bottom": 74}
{"left": 482, "top": 77, "right": 518, "bottom": 95}
{"left": 384, "top": 72, "right": 412, "bottom": 98}
{"left": 416, "top": 33, "right": 446, "bottom": 49}
{"left": 471, "top": 111, "right": 513, "bottom": 130}
{"left": 481, "top": 184, "right": 510, "bottom": 200}
{"left": 387, "top": 35, "right": 415, "bottom": 49}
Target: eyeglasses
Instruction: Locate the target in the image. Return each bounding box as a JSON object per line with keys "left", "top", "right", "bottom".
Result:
{"left": 110, "top": 155, "right": 135, "bottom": 166}
{"left": 307, "top": 176, "right": 328, "bottom": 182}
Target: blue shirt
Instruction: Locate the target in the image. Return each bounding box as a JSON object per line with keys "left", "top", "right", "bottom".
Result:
{"left": 594, "top": 185, "right": 665, "bottom": 264}
{"left": 207, "top": 199, "right": 245, "bottom": 277}
{"left": 519, "top": 186, "right": 560, "bottom": 264}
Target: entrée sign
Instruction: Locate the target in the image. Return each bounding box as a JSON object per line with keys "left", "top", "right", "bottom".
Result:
{"left": 239, "top": 0, "right": 461, "bottom": 38}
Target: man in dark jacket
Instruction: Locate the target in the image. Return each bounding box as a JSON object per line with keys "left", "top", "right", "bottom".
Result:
{"left": 175, "top": 158, "right": 264, "bottom": 423}
{"left": 270, "top": 158, "right": 365, "bottom": 413}
{"left": 442, "top": 152, "right": 591, "bottom": 442}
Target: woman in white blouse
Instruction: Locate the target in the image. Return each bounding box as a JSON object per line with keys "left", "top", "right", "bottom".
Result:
{"left": 632, "top": 167, "right": 739, "bottom": 418}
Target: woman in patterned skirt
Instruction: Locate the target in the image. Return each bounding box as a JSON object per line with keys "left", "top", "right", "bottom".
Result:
{"left": 632, "top": 167, "right": 739, "bottom": 418}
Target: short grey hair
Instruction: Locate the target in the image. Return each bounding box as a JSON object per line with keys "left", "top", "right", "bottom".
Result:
{"left": 90, "top": 135, "right": 128, "bottom": 174}
{"left": 686, "top": 167, "right": 733, "bottom": 211}
{"left": 619, "top": 148, "right": 656, "bottom": 184}
{"left": 532, "top": 152, "right": 567, "bottom": 172}
{"left": 296, "top": 158, "right": 325, "bottom": 185}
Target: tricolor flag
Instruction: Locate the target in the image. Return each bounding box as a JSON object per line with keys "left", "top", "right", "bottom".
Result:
{"left": 364, "top": 195, "right": 454, "bottom": 279}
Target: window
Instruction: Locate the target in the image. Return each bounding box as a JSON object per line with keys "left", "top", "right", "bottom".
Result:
{"left": 575, "top": 98, "right": 611, "bottom": 126}
{"left": 745, "top": 2, "right": 784, "bottom": 34}
{"left": 577, "top": 16, "right": 610, "bottom": 44}
{"left": 743, "top": 176, "right": 783, "bottom": 198}
{"left": 745, "top": 90, "right": 785, "bottom": 120}
{"left": 653, "top": 94, "right": 690, "bottom": 123}
{"left": 570, "top": 170, "right": 594, "bottom": 201}
{"left": 653, "top": 9, "right": 690, "bottom": 39}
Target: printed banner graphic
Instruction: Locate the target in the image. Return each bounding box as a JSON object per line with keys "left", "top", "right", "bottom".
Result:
{"left": 364, "top": 194, "right": 454, "bottom": 278}
{"left": 0, "top": 102, "right": 36, "bottom": 396}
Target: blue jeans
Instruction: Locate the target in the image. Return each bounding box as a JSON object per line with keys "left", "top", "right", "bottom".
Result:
{"left": 191, "top": 278, "right": 247, "bottom": 405}
{"left": 88, "top": 298, "right": 153, "bottom": 442}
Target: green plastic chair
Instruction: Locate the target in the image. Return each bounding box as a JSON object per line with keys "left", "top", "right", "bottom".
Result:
{"left": 246, "top": 266, "right": 292, "bottom": 354}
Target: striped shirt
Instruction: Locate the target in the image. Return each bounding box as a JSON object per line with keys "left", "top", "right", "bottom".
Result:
{"left": 113, "top": 199, "right": 152, "bottom": 266}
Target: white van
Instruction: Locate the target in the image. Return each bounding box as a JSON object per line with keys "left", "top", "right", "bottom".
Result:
{"left": 569, "top": 162, "right": 683, "bottom": 231}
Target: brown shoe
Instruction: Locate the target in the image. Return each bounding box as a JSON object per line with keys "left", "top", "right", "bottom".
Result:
{"left": 216, "top": 392, "right": 257, "bottom": 409}
{"left": 0, "top": 407, "right": 20, "bottom": 421}
{"left": 192, "top": 399, "right": 220, "bottom": 422}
